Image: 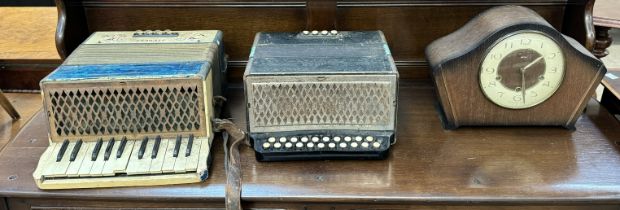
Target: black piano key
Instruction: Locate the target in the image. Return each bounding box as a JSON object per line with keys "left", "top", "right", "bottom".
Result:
{"left": 138, "top": 136, "right": 148, "bottom": 159}
{"left": 152, "top": 135, "right": 161, "bottom": 159}
{"left": 173, "top": 135, "right": 181, "bottom": 158}
{"left": 116, "top": 137, "right": 127, "bottom": 158}
{"left": 56, "top": 139, "right": 70, "bottom": 162}
{"left": 69, "top": 140, "right": 83, "bottom": 161}
{"left": 185, "top": 134, "right": 194, "bottom": 157}
{"left": 91, "top": 138, "right": 103, "bottom": 161}
{"left": 103, "top": 138, "right": 115, "bottom": 161}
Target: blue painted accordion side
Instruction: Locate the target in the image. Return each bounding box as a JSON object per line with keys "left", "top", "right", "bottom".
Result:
{"left": 43, "top": 62, "right": 209, "bottom": 82}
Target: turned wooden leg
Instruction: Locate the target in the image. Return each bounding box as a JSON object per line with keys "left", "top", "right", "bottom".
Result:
{"left": 0, "top": 90, "right": 20, "bottom": 120}
{"left": 593, "top": 26, "right": 613, "bottom": 58}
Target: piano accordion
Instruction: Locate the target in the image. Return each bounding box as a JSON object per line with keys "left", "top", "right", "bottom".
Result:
{"left": 33, "top": 30, "right": 226, "bottom": 189}
{"left": 244, "top": 30, "right": 399, "bottom": 161}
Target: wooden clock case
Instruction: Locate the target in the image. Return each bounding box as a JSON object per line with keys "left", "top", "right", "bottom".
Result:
{"left": 426, "top": 5, "right": 607, "bottom": 130}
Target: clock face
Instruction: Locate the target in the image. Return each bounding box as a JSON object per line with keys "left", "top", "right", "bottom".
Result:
{"left": 480, "top": 32, "right": 565, "bottom": 109}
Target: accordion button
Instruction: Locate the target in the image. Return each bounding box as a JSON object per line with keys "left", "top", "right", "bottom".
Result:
{"left": 362, "top": 142, "right": 369, "bottom": 148}
{"left": 285, "top": 142, "right": 293, "bottom": 148}
{"left": 290, "top": 137, "right": 298, "bottom": 142}
{"left": 262, "top": 142, "right": 271, "bottom": 149}
{"left": 268, "top": 137, "right": 276, "bottom": 143}
{"left": 344, "top": 136, "right": 352, "bottom": 142}
{"left": 339, "top": 143, "right": 347, "bottom": 148}
{"left": 301, "top": 137, "right": 309, "bottom": 142}
{"left": 302, "top": 30, "right": 310, "bottom": 35}
{"left": 355, "top": 136, "right": 363, "bottom": 142}
{"left": 274, "top": 142, "right": 282, "bottom": 149}
{"left": 372, "top": 142, "right": 381, "bottom": 148}
{"left": 365, "top": 136, "right": 374, "bottom": 142}
{"left": 328, "top": 143, "right": 336, "bottom": 148}
{"left": 307, "top": 142, "right": 315, "bottom": 148}
{"left": 311, "top": 137, "right": 320, "bottom": 142}
{"left": 318, "top": 143, "right": 325, "bottom": 148}
{"left": 296, "top": 142, "right": 304, "bottom": 148}
{"left": 333, "top": 136, "right": 341, "bottom": 142}
{"left": 330, "top": 30, "right": 338, "bottom": 35}
{"left": 322, "top": 137, "right": 330, "bottom": 142}
{"left": 351, "top": 142, "right": 359, "bottom": 148}
{"left": 321, "top": 30, "right": 328, "bottom": 35}
{"left": 311, "top": 30, "right": 319, "bottom": 35}
{"left": 279, "top": 137, "right": 287, "bottom": 143}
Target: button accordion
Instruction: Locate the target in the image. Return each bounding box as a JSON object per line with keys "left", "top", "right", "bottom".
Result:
{"left": 244, "top": 31, "right": 399, "bottom": 161}
{"left": 33, "top": 30, "right": 226, "bottom": 189}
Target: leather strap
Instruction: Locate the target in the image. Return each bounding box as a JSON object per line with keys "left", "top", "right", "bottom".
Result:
{"left": 214, "top": 119, "right": 247, "bottom": 210}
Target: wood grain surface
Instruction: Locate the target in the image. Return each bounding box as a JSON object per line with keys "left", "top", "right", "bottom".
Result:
{"left": 232, "top": 81, "right": 620, "bottom": 205}
{"left": 0, "top": 93, "right": 41, "bottom": 152}
{"left": 0, "top": 7, "right": 60, "bottom": 61}
{"left": 593, "top": 0, "right": 620, "bottom": 28}
{"left": 1, "top": 81, "right": 620, "bottom": 208}
{"left": 55, "top": 0, "right": 581, "bottom": 82}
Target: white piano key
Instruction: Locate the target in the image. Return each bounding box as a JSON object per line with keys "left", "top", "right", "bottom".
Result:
{"left": 196, "top": 136, "right": 212, "bottom": 173}
{"left": 113, "top": 140, "right": 134, "bottom": 173}
{"left": 46, "top": 141, "right": 76, "bottom": 177}
{"left": 77, "top": 142, "right": 97, "bottom": 177}
{"left": 173, "top": 137, "right": 189, "bottom": 173}
{"left": 89, "top": 141, "right": 110, "bottom": 177}
{"left": 126, "top": 139, "right": 154, "bottom": 175}
{"left": 185, "top": 137, "right": 203, "bottom": 171}
{"left": 149, "top": 139, "right": 169, "bottom": 174}
{"left": 161, "top": 138, "right": 178, "bottom": 173}
{"left": 101, "top": 139, "right": 123, "bottom": 176}
{"left": 34, "top": 142, "right": 58, "bottom": 179}
{"left": 66, "top": 142, "right": 89, "bottom": 177}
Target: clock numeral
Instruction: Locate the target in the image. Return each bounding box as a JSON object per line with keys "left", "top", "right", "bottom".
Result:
{"left": 547, "top": 53, "right": 557, "bottom": 59}
{"left": 485, "top": 67, "right": 495, "bottom": 74}
{"left": 504, "top": 42, "right": 513, "bottom": 49}
{"left": 550, "top": 67, "right": 557, "bottom": 73}
{"left": 540, "top": 42, "right": 544, "bottom": 48}
{"left": 530, "top": 91, "right": 538, "bottom": 97}
{"left": 491, "top": 53, "right": 502, "bottom": 60}
{"left": 543, "top": 81, "right": 551, "bottom": 87}
{"left": 497, "top": 92, "right": 504, "bottom": 98}
{"left": 513, "top": 95, "right": 523, "bottom": 102}
{"left": 521, "top": 39, "right": 531, "bottom": 45}
{"left": 487, "top": 81, "right": 497, "bottom": 88}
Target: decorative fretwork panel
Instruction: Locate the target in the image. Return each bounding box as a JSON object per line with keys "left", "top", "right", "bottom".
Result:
{"left": 46, "top": 85, "right": 203, "bottom": 137}
{"left": 249, "top": 82, "right": 393, "bottom": 128}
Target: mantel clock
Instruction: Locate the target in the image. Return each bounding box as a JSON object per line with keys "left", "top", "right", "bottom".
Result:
{"left": 426, "top": 5, "right": 606, "bottom": 129}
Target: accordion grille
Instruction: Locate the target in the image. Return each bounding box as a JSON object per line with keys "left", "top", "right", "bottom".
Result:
{"left": 250, "top": 82, "right": 393, "bottom": 128}
{"left": 46, "top": 85, "right": 202, "bottom": 137}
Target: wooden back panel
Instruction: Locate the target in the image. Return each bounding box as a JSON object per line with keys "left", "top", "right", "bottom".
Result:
{"left": 55, "top": 0, "right": 595, "bottom": 82}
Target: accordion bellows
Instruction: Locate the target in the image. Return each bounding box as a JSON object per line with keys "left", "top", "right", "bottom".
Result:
{"left": 34, "top": 30, "right": 225, "bottom": 189}
{"left": 244, "top": 31, "right": 399, "bottom": 161}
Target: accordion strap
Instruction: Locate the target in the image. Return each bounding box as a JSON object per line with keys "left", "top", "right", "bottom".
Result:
{"left": 214, "top": 119, "right": 247, "bottom": 210}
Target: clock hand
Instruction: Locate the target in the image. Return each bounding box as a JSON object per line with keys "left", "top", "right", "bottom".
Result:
{"left": 522, "top": 56, "right": 543, "bottom": 72}
{"left": 521, "top": 68, "right": 526, "bottom": 103}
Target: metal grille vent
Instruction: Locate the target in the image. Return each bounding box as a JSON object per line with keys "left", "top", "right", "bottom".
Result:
{"left": 250, "top": 82, "right": 393, "bottom": 127}
{"left": 47, "top": 86, "right": 202, "bottom": 137}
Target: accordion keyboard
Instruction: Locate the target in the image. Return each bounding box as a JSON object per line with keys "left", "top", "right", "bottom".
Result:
{"left": 33, "top": 135, "right": 212, "bottom": 189}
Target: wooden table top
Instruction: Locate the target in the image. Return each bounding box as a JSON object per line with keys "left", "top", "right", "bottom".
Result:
{"left": 1, "top": 81, "right": 620, "bottom": 204}
{"left": 0, "top": 7, "right": 60, "bottom": 61}
{"left": 594, "top": 0, "right": 620, "bottom": 28}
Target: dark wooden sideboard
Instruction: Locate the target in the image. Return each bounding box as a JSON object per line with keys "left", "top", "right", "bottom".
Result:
{"left": 1, "top": 82, "right": 620, "bottom": 209}
{"left": 2, "top": 0, "right": 620, "bottom": 209}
